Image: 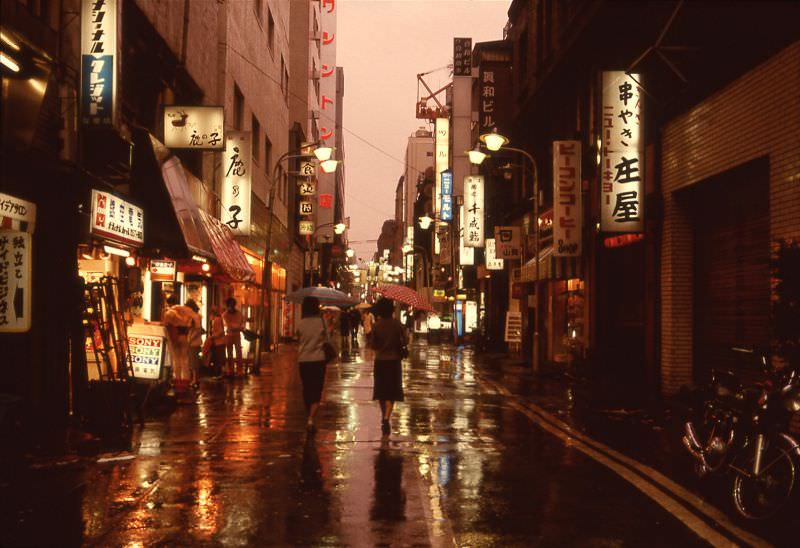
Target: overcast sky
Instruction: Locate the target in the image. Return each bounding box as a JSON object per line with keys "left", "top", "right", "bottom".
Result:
{"left": 338, "top": 0, "right": 511, "bottom": 262}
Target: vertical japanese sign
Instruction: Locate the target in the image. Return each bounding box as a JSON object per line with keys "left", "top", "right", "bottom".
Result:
{"left": 434, "top": 118, "right": 449, "bottom": 217}
{"left": 553, "top": 141, "right": 582, "bottom": 256}
{"left": 221, "top": 131, "right": 252, "bottom": 235}
{"left": 317, "top": 0, "right": 337, "bottom": 242}
{"left": 163, "top": 106, "right": 224, "bottom": 150}
{"left": 485, "top": 238, "right": 504, "bottom": 270}
{"left": 90, "top": 189, "right": 144, "bottom": 247}
{"left": 601, "top": 71, "right": 643, "bottom": 232}
{"left": 458, "top": 206, "right": 475, "bottom": 265}
{"left": 80, "top": 0, "right": 117, "bottom": 127}
{"left": 463, "top": 176, "right": 484, "bottom": 248}
{"left": 440, "top": 170, "right": 453, "bottom": 222}
{"left": 0, "top": 231, "right": 32, "bottom": 332}
{"left": 478, "top": 59, "right": 512, "bottom": 139}
{"left": 453, "top": 38, "right": 472, "bottom": 77}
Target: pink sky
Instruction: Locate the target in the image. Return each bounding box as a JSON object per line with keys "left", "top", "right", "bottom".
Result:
{"left": 338, "top": 0, "right": 511, "bottom": 261}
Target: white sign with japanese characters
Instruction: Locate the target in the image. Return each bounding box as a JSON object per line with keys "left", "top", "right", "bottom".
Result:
{"left": 485, "top": 238, "right": 504, "bottom": 270}
{"left": 434, "top": 118, "right": 449, "bottom": 216}
{"left": 463, "top": 176, "right": 484, "bottom": 248}
{"left": 163, "top": 106, "right": 224, "bottom": 150}
{"left": 553, "top": 141, "right": 582, "bottom": 256}
{"left": 0, "top": 231, "right": 32, "bottom": 332}
{"left": 90, "top": 189, "right": 144, "bottom": 247}
{"left": 221, "top": 131, "right": 252, "bottom": 235}
{"left": 0, "top": 193, "right": 36, "bottom": 232}
{"left": 459, "top": 205, "right": 474, "bottom": 265}
{"left": 601, "top": 71, "right": 643, "bottom": 232}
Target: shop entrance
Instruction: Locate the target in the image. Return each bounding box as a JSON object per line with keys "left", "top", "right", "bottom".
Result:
{"left": 688, "top": 158, "right": 770, "bottom": 383}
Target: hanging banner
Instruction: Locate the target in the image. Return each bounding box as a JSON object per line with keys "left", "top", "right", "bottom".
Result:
{"left": 485, "top": 238, "right": 504, "bottom": 270}
{"left": 80, "top": 0, "right": 117, "bottom": 127}
{"left": 90, "top": 189, "right": 144, "bottom": 247}
{"left": 459, "top": 205, "right": 474, "bottom": 265}
{"left": 553, "top": 141, "right": 582, "bottom": 257}
{"left": 601, "top": 71, "right": 643, "bottom": 232}
{"left": 440, "top": 170, "right": 453, "bottom": 222}
{"left": 434, "top": 118, "right": 449, "bottom": 216}
{"left": 494, "top": 226, "right": 521, "bottom": 260}
{"left": 221, "top": 131, "right": 252, "bottom": 235}
{"left": 163, "top": 106, "right": 224, "bottom": 150}
{"left": 463, "top": 176, "right": 484, "bottom": 248}
{"left": 0, "top": 231, "right": 32, "bottom": 332}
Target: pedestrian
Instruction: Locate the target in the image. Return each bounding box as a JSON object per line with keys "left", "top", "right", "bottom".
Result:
{"left": 296, "top": 296, "right": 330, "bottom": 433}
{"left": 163, "top": 293, "right": 195, "bottom": 402}
{"left": 208, "top": 306, "right": 227, "bottom": 378}
{"left": 369, "top": 297, "right": 408, "bottom": 435}
{"left": 362, "top": 307, "right": 375, "bottom": 345}
{"left": 350, "top": 307, "right": 360, "bottom": 348}
{"left": 222, "top": 297, "right": 245, "bottom": 377}
{"left": 339, "top": 307, "right": 351, "bottom": 358}
{"left": 185, "top": 299, "right": 203, "bottom": 389}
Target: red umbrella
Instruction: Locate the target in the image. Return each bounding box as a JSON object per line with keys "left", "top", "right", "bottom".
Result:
{"left": 372, "top": 284, "right": 435, "bottom": 312}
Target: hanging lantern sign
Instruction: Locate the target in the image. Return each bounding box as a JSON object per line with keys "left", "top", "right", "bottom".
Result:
{"left": 298, "top": 180, "right": 317, "bottom": 196}
{"left": 221, "top": 131, "right": 252, "bottom": 235}
{"left": 463, "top": 175, "right": 484, "bottom": 248}
{"left": 299, "top": 160, "right": 316, "bottom": 177}
{"left": 601, "top": 71, "right": 643, "bottom": 232}
{"left": 299, "top": 220, "right": 315, "bottom": 236}
{"left": 553, "top": 140, "right": 582, "bottom": 256}
{"left": 299, "top": 201, "right": 314, "bottom": 216}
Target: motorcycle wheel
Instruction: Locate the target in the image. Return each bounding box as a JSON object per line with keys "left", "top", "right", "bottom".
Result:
{"left": 731, "top": 439, "right": 796, "bottom": 520}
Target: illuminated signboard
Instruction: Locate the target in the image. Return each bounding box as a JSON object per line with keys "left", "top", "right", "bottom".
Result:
{"left": 221, "top": 131, "right": 252, "bottom": 235}
{"left": 163, "top": 106, "right": 224, "bottom": 150}
{"left": 553, "top": 141, "right": 582, "bottom": 256}
{"left": 81, "top": 0, "right": 117, "bottom": 126}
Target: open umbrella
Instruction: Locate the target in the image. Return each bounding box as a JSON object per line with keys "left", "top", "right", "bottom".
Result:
{"left": 355, "top": 302, "right": 372, "bottom": 310}
{"left": 285, "top": 286, "right": 358, "bottom": 306}
{"left": 372, "top": 284, "right": 435, "bottom": 312}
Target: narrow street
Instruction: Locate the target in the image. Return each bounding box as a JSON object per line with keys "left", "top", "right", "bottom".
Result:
{"left": 2, "top": 339, "right": 780, "bottom": 547}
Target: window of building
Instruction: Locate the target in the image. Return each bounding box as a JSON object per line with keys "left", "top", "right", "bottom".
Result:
{"left": 233, "top": 83, "right": 244, "bottom": 130}
{"left": 252, "top": 116, "right": 261, "bottom": 164}
{"left": 264, "top": 133, "right": 272, "bottom": 176}
{"left": 268, "top": 8, "right": 275, "bottom": 53}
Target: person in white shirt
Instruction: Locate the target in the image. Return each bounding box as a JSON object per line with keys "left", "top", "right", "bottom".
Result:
{"left": 222, "top": 297, "right": 245, "bottom": 377}
{"left": 295, "top": 296, "right": 329, "bottom": 432}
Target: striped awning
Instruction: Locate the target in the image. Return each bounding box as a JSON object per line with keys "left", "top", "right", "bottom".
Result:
{"left": 520, "top": 247, "right": 582, "bottom": 282}
{"left": 198, "top": 210, "right": 256, "bottom": 283}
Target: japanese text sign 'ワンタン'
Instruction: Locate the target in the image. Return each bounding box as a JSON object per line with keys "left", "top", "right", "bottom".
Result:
{"left": 163, "top": 106, "right": 224, "bottom": 150}
{"left": 601, "top": 71, "right": 644, "bottom": 232}
{"left": 221, "top": 131, "right": 252, "bottom": 235}
{"left": 553, "top": 141, "right": 582, "bottom": 257}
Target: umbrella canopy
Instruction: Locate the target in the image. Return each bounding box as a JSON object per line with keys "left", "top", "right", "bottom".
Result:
{"left": 355, "top": 302, "right": 372, "bottom": 310}
{"left": 372, "top": 284, "right": 435, "bottom": 312}
{"left": 285, "top": 286, "right": 359, "bottom": 306}
{"left": 321, "top": 305, "right": 341, "bottom": 311}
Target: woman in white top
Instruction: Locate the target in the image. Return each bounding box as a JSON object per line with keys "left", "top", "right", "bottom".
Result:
{"left": 295, "top": 296, "right": 329, "bottom": 432}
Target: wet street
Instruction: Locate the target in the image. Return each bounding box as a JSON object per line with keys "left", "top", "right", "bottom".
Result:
{"left": 1, "top": 339, "right": 784, "bottom": 547}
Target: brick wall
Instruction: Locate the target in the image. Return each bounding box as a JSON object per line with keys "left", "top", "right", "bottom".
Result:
{"left": 660, "top": 42, "right": 800, "bottom": 396}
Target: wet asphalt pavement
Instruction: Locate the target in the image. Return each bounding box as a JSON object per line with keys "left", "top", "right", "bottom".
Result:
{"left": 1, "top": 338, "right": 792, "bottom": 547}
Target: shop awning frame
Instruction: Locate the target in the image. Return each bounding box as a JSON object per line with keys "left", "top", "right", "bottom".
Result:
{"left": 520, "top": 246, "right": 581, "bottom": 282}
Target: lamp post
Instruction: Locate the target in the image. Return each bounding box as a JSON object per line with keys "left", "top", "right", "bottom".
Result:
{"left": 257, "top": 142, "right": 338, "bottom": 367}
{"left": 474, "top": 129, "right": 541, "bottom": 373}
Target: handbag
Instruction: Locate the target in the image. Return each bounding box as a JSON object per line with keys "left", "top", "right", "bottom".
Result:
{"left": 320, "top": 318, "right": 337, "bottom": 363}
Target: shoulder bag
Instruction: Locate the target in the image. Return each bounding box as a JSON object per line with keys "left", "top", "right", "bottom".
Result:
{"left": 320, "top": 318, "right": 337, "bottom": 363}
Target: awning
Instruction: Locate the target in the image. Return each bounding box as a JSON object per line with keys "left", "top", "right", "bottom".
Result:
{"left": 198, "top": 210, "right": 256, "bottom": 283}
{"left": 520, "top": 247, "right": 582, "bottom": 282}
{"left": 131, "top": 128, "right": 214, "bottom": 259}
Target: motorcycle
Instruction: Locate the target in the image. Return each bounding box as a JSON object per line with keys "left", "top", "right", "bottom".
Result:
{"left": 682, "top": 348, "right": 800, "bottom": 519}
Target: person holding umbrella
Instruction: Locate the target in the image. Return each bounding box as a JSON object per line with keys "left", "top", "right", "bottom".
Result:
{"left": 369, "top": 297, "right": 408, "bottom": 435}
{"left": 295, "top": 296, "right": 330, "bottom": 433}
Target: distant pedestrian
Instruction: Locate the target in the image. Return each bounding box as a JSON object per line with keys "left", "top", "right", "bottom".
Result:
{"left": 369, "top": 298, "right": 408, "bottom": 435}
{"left": 222, "top": 297, "right": 245, "bottom": 377}
{"left": 296, "top": 296, "right": 329, "bottom": 433}
{"left": 208, "top": 306, "right": 227, "bottom": 378}
{"left": 362, "top": 308, "right": 375, "bottom": 345}
{"left": 350, "top": 308, "right": 360, "bottom": 347}
{"left": 339, "top": 307, "right": 351, "bottom": 357}
{"left": 163, "top": 293, "right": 194, "bottom": 402}
{"left": 185, "top": 299, "right": 203, "bottom": 389}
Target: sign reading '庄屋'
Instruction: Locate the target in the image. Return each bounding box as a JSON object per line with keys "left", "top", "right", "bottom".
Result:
{"left": 601, "top": 71, "right": 644, "bottom": 232}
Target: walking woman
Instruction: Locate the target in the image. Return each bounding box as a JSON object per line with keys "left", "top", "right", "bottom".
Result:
{"left": 369, "top": 298, "right": 408, "bottom": 435}
{"left": 296, "top": 296, "right": 329, "bottom": 433}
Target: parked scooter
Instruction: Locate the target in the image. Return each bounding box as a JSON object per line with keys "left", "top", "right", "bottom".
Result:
{"left": 682, "top": 347, "right": 800, "bottom": 519}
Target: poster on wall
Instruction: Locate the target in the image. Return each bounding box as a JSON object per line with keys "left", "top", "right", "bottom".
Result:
{"left": 0, "top": 231, "right": 32, "bottom": 333}
{"left": 221, "top": 131, "right": 252, "bottom": 235}
{"left": 463, "top": 176, "right": 484, "bottom": 248}
{"left": 80, "top": 0, "right": 117, "bottom": 126}
{"left": 163, "top": 106, "right": 224, "bottom": 150}
{"left": 90, "top": 189, "right": 144, "bottom": 247}
{"left": 601, "top": 71, "right": 643, "bottom": 232}
{"left": 552, "top": 141, "right": 582, "bottom": 256}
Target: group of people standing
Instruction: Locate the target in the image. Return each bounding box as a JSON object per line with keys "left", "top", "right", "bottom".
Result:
{"left": 296, "top": 296, "right": 407, "bottom": 435}
{"left": 163, "top": 295, "right": 248, "bottom": 402}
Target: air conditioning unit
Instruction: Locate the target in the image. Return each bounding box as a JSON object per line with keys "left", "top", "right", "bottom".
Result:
{"left": 310, "top": 109, "right": 320, "bottom": 120}
{"left": 310, "top": 30, "right": 322, "bottom": 42}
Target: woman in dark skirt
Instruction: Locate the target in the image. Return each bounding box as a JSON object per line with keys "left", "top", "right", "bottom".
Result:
{"left": 369, "top": 298, "right": 408, "bottom": 435}
{"left": 296, "top": 296, "right": 329, "bottom": 432}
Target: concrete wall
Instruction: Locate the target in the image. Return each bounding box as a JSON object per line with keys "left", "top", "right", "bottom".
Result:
{"left": 659, "top": 42, "right": 800, "bottom": 395}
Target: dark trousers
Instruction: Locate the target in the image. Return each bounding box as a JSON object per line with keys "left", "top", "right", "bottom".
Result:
{"left": 211, "top": 345, "right": 226, "bottom": 376}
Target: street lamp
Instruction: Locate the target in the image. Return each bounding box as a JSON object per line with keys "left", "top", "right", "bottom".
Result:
{"left": 345, "top": 248, "right": 355, "bottom": 258}
{"left": 308, "top": 221, "right": 348, "bottom": 286}
{"left": 474, "top": 130, "right": 542, "bottom": 373}
{"left": 466, "top": 144, "right": 488, "bottom": 165}
{"left": 418, "top": 214, "right": 433, "bottom": 230}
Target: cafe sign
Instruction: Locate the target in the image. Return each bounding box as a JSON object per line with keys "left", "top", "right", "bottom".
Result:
{"left": 163, "top": 106, "right": 224, "bottom": 150}
{"left": 90, "top": 189, "right": 144, "bottom": 247}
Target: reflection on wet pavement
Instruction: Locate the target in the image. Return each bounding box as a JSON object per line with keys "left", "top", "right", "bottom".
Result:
{"left": 1, "top": 338, "right": 773, "bottom": 546}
